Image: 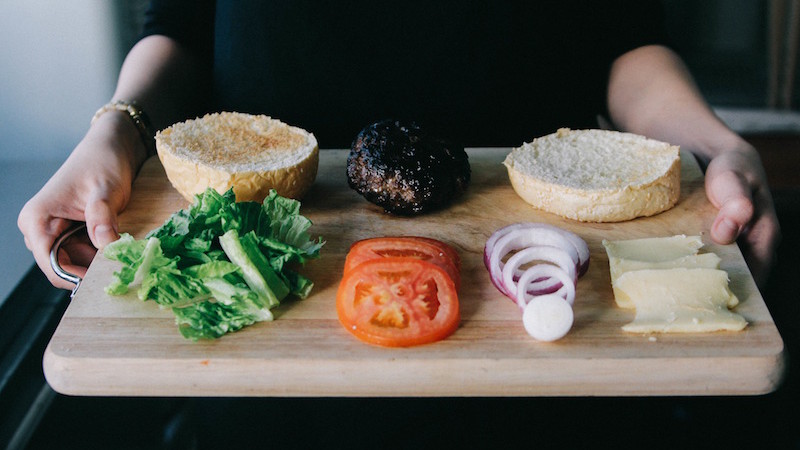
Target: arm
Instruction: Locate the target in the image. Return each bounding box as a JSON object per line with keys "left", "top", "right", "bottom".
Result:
{"left": 607, "top": 44, "right": 780, "bottom": 285}
{"left": 18, "top": 35, "right": 207, "bottom": 289}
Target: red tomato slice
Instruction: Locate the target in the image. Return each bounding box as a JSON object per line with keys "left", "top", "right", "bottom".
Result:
{"left": 403, "top": 236, "right": 461, "bottom": 271}
{"left": 344, "top": 237, "right": 461, "bottom": 289}
{"left": 336, "top": 257, "right": 460, "bottom": 347}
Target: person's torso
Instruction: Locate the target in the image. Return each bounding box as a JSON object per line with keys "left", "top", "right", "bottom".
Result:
{"left": 210, "top": 1, "right": 652, "bottom": 147}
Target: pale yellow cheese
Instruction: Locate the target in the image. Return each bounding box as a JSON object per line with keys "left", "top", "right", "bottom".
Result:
{"left": 608, "top": 253, "right": 721, "bottom": 308}
{"left": 602, "top": 235, "right": 720, "bottom": 308}
{"left": 616, "top": 268, "right": 747, "bottom": 333}
{"left": 602, "top": 235, "right": 703, "bottom": 262}
{"left": 602, "top": 235, "right": 747, "bottom": 334}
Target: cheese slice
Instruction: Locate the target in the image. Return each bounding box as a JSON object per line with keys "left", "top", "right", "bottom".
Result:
{"left": 616, "top": 268, "right": 747, "bottom": 333}
{"left": 608, "top": 253, "right": 721, "bottom": 308}
{"left": 602, "top": 235, "right": 704, "bottom": 262}
{"left": 603, "top": 235, "right": 719, "bottom": 308}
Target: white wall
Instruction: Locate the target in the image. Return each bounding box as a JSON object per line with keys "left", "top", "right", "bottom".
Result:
{"left": 0, "top": 1, "right": 119, "bottom": 301}
{"left": 0, "top": 0, "right": 118, "bottom": 162}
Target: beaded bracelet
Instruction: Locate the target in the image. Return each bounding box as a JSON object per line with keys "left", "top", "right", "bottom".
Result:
{"left": 91, "top": 100, "right": 157, "bottom": 156}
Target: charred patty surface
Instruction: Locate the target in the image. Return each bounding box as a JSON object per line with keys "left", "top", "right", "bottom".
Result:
{"left": 347, "top": 120, "right": 471, "bottom": 215}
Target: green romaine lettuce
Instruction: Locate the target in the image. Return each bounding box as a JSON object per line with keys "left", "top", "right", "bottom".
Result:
{"left": 219, "top": 229, "right": 288, "bottom": 308}
{"left": 104, "top": 188, "right": 323, "bottom": 340}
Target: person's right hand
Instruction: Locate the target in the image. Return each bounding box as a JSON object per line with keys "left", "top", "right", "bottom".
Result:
{"left": 703, "top": 142, "right": 781, "bottom": 287}
{"left": 18, "top": 110, "right": 148, "bottom": 289}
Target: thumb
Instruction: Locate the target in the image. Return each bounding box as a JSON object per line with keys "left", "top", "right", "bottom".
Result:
{"left": 84, "top": 196, "right": 121, "bottom": 249}
{"left": 705, "top": 169, "right": 754, "bottom": 244}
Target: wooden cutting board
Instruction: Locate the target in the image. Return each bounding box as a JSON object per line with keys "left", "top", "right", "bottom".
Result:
{"left": 43, "top": 148, "right": 785, "bottom": 397}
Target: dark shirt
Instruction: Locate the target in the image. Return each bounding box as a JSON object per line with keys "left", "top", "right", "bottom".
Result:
{"left": 143, "top": 0, "right": 668, "bottom": 147}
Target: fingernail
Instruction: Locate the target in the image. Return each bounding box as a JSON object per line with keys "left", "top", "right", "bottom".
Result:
{"left": 717, "top": 218, "right": 739, "bottom": 241}
{"left": 94, "top": 224, "right": 118, "bottom": 246}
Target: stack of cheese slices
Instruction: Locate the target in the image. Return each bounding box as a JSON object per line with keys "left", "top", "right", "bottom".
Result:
{"left": 603, "top": 235, "right": 747, "bottom": 333}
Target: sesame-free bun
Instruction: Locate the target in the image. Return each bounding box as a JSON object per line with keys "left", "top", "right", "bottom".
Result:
{"left": 156, "top": 112, "right": 319, "bottom": 202}
{"left": 504, "top": 128, "right": 680, "bottom": 222}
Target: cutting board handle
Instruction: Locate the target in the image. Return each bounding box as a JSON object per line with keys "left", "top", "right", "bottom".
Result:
{"left": 49, "top": 223, "right": 86, "bottom": 299}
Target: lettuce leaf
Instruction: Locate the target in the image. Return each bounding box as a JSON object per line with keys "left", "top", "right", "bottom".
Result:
{"left": 173, "top": 295, "right": 271, "bottom": 340}
{"left": 104, "top": 188, "right": 323, "bottom": 340}
{"left": 219, "top": 229, "right": 288, "bottom": 308}
{"left": 104, "top": 235, "right": 173, "bottom": 295}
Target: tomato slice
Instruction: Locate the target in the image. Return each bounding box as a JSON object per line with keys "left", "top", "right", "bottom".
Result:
{"left": 336, "top": 257, "right": 460, "bottom": 347}
{"left": 344, "top": 237, "right": 461, "bottom": 289}
{"left": 402, "top": 236, "right": 461, "bottom": 271}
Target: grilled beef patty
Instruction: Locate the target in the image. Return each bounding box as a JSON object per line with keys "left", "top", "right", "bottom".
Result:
{"left": 347, "top": 120, "right": 470, "bottom": 215}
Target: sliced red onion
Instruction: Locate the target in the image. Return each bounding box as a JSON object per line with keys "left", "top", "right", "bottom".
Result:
{"left": 485, "top": 223, "right": 590, "bottom": 279}
{"left": 487, "top": 225, "right": 580, "bottom": 299}
{"left": 522, "top": 294, "right": 574, "bottom": 342}
{"left": 501, "top": 245, "right": 576, "bottom": 299}
{"left": 524, "top": 223, "right": 590, "bottom": 276}
{"left": 484, "top": 222, "right": 589, "bottom": 341}
{"left": 516, "top": 264, "right": 575, "bottom": 308}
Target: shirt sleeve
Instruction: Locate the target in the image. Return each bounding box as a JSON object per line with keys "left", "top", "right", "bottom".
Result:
{"left": 139, "top": 0, "right": 216, "bottom": 58}
{"left": 599, "top": 1, "right": 672, "bottom": 58}
{"left": 583, "top": 0, "right": 672, "bottom": 122}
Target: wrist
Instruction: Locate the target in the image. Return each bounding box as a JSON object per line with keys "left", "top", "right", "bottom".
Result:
{"left": 87, "top": 109, "right": 150, "bottom": 171}
{"left": 92, "top": 100, "right": 156, "bottom": 162}
{"left": 690, "top": 131, "right": 756, "bottom": 170}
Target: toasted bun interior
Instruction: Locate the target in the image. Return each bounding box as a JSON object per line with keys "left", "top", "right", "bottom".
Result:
{"left": 504, "top": 128, "right": 680, "bottom": 222}
{"left": 156, "top": 112, "right": 319, "bottom": 202}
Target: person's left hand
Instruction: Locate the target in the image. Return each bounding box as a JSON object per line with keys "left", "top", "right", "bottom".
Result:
{"left": 703, "top": 143, "right": 780, "bottom": 286}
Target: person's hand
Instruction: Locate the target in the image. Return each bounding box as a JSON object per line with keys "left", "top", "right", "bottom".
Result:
{"left": 18, "top": 111, "right": 146, "bottom": 289}
{"left": 704, "top": 143, "right": 780, "bottom": 286}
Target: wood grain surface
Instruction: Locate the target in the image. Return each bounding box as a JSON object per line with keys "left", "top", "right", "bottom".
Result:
{"left": 43, "top": 149, "right": 785, "bottom": 397}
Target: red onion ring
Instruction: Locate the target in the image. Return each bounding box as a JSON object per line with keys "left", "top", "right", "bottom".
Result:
{"left": 516, "top": 264, "right": 576, "bottom": 308}
{"left": 485, "top": 222, "right": 588, "bottom": 302}
{"left": 484, "top": 223, "right": 590, "bottom": 278}
{"left": 501, "top": 245, "right": 576, "bottom": 298}
{"left": 486, "top": 224, "right": 585, "bottom": 299}
{"left": 535, "top": 223, "right": 591, "bottom": 277}
{"left": 484, "top": 223, "right": 588, "bottom": 341}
